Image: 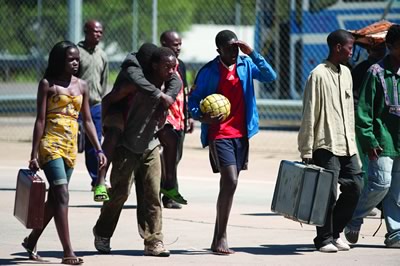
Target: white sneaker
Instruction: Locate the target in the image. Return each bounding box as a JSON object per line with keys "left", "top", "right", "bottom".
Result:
{"left": 319, "top": 243, "right": 338, "bottom": 253}
{"left": 333, "top": 238, "right": 350, "bottom": 251}
{"left": 144, "top": 241, "right": 170, "bottom": 257}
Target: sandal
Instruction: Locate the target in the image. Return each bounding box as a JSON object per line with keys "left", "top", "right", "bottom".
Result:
{"left": 94, "top": 184, "right": 110, "bottom": 202}
{"left": 21, "top": 237, "right": 47, "bottom": 262}
{"left": 160, "top": 188, "right": 187, "bottom": 205}
{"left": 61, "top": 256, "right": 84, "bottom": 265}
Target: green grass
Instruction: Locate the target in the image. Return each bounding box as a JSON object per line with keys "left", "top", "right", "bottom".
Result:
{"left": 5, "top": 69, "right": 119, "bottom": 85}
{"left": 5, "top": 70, "right": 40, "bottom": 82}
{"left": 108, "top": 70, "right": 119, "bottom": 85}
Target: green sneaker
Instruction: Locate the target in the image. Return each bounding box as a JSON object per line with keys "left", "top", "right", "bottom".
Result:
{"left": 160, "top": 188, "right": 187, "bottom": 205}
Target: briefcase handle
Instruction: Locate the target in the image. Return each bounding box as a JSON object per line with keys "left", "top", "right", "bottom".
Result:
{"left": 305, "top": 165, "right": 324, "bottom": 172}
{"left": 25, "top": 170, "right": 42, "bottom": 181}
{"left": 295, "top": 161, "right": 331, "bottom": 173}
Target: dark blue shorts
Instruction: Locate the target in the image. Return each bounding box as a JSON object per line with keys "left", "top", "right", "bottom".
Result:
{"left": 209, "top": 137, "right": 249, "bottom": 173}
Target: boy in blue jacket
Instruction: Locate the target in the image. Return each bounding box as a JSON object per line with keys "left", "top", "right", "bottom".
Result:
{"left": 188, "top": 30, "right": 276, "bottom": 255}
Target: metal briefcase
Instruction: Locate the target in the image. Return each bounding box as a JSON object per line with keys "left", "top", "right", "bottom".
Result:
{"left": 271, "top": 160, "right": 336, "bottom": 226}
{"left": 14, "top": 169, "right": 46, "bottom": 229}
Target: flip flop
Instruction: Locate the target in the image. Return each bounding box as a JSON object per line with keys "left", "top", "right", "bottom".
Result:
{"left": 21, "top": 237, "right": 48, "bottom": 262}
{"left": 160, "top": 188, "right": 187, "bottom": 205}
{"left": 93, "top": 184, "right": 110, "bottom": 202}
{"left": 61, "top": 256, "right": 84, "bottom": 265}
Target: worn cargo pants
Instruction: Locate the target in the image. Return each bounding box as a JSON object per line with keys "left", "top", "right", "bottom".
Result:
{"left": 94, "top": 145, "right": 163, "bottom": 245}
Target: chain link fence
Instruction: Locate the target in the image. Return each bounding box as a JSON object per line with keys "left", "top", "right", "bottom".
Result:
{"left": 1, "top": 0, "right": 399, "bottom": 142}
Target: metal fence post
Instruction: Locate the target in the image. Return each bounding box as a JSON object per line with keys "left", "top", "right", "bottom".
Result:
{"left": 152, "top": 0, "right": 158, "bottom": 45}
{"left": 68, "top": 0, "right": 82, "bottom": 44}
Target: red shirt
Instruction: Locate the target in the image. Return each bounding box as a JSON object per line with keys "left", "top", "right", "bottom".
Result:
{"left": 165, "top": 60, "right": 185, "bottom": 130}
{"left": 208, "top": 61, "right": 246, "bottom": 140}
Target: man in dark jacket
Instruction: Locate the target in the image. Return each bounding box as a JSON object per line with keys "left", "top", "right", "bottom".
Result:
{"left": 93, "top": 43, "right": 181, "bottom": 200}
{"left": 93, "top": 47, "right": 181, "bottom": 257}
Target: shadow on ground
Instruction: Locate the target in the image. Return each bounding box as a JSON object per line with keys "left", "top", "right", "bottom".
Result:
{"left": 8, "top": 250, "right": 144, "bottom": 265}
{"left": 249, "top": 244, "right": 316, "bottom": 255}
{"left": 69, "top": 204, "right": 137, "bottom": 209}
{"left": 242, "top": 212, "right": 281, "bottom": 217}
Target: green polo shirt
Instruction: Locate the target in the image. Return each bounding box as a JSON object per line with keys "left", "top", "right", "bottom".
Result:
{"left": 77, "top": 41, "right": 109, "bottom": 106}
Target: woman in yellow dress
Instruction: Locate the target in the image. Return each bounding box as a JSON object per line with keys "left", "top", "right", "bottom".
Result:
{"left": 22, "top": 41, "right": 107, "bottom": 265}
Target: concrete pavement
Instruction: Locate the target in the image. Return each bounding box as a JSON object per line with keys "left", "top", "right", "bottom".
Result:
{"left": 0, "top": 130, "right": 398, "bottom": 266}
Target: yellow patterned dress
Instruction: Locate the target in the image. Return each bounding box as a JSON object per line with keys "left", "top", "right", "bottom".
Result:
{"left": 39, "top": 94, "right": 83, "bottom": 168}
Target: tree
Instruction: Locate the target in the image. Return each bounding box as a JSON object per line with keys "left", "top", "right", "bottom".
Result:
{"left": 1, "top": 0, "right": 256, "bottom": 56}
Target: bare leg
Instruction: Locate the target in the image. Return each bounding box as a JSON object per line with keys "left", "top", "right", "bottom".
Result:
{"left": 24, "top": 188, "right": 57, "bottom": 251}
{"left": 51, "top": 184, "right": 77, "bottom": 258}
{"left": 25, "top": 185, "right": 77, "bottom": 259}
{"left": 211, "top": 165, "right": 238, "bottom": 254}
{"left": 96, "top": 128, "right": 121, "bottom": 187}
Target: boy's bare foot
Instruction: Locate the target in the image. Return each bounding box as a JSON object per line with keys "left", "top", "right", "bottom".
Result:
{"left": 211, "top": 238, "right": 235, "bottom": 255}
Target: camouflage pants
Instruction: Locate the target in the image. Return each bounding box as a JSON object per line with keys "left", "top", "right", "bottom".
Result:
{"left": 94, "top": 145, "right": 163, "bottom": 245}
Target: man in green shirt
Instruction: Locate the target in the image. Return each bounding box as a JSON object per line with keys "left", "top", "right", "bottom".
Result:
{"left": 345, "top": 24, "right": 400, "bottom": 248}
{"left": 77, "top": 20, "right": 109, "bottom": 189}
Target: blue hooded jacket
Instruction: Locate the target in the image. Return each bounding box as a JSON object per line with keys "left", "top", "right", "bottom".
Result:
{"left": 188, "top": 51, "right": 277, "bottom": 147}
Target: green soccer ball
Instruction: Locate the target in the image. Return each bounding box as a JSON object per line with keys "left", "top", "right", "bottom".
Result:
{"left": 200, "top": 93, "right": 231, "bottom": 121}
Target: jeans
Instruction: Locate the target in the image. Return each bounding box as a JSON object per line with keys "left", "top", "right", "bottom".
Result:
{"left": 356, "top": 136, "right": 369, "bottom": 185}
{"left": 347, "top": 156, "right": 400, "bottom": 238}
{"left": 79, "top": 103, "right": 102, "bottom": 186}
{"left": 312, "top": 149, "right": 363, "bottom": 249}
{"left": 94, "top": 145, "right": 163, "bottom": 245}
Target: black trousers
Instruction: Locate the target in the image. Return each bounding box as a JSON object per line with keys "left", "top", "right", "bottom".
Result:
{"left": 312, "top": 149, "right": 363, "bottom": 249}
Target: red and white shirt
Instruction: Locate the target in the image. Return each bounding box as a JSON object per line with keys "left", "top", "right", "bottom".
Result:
{"left": 165, "top": 60, "right": 185, "bottom": 130}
